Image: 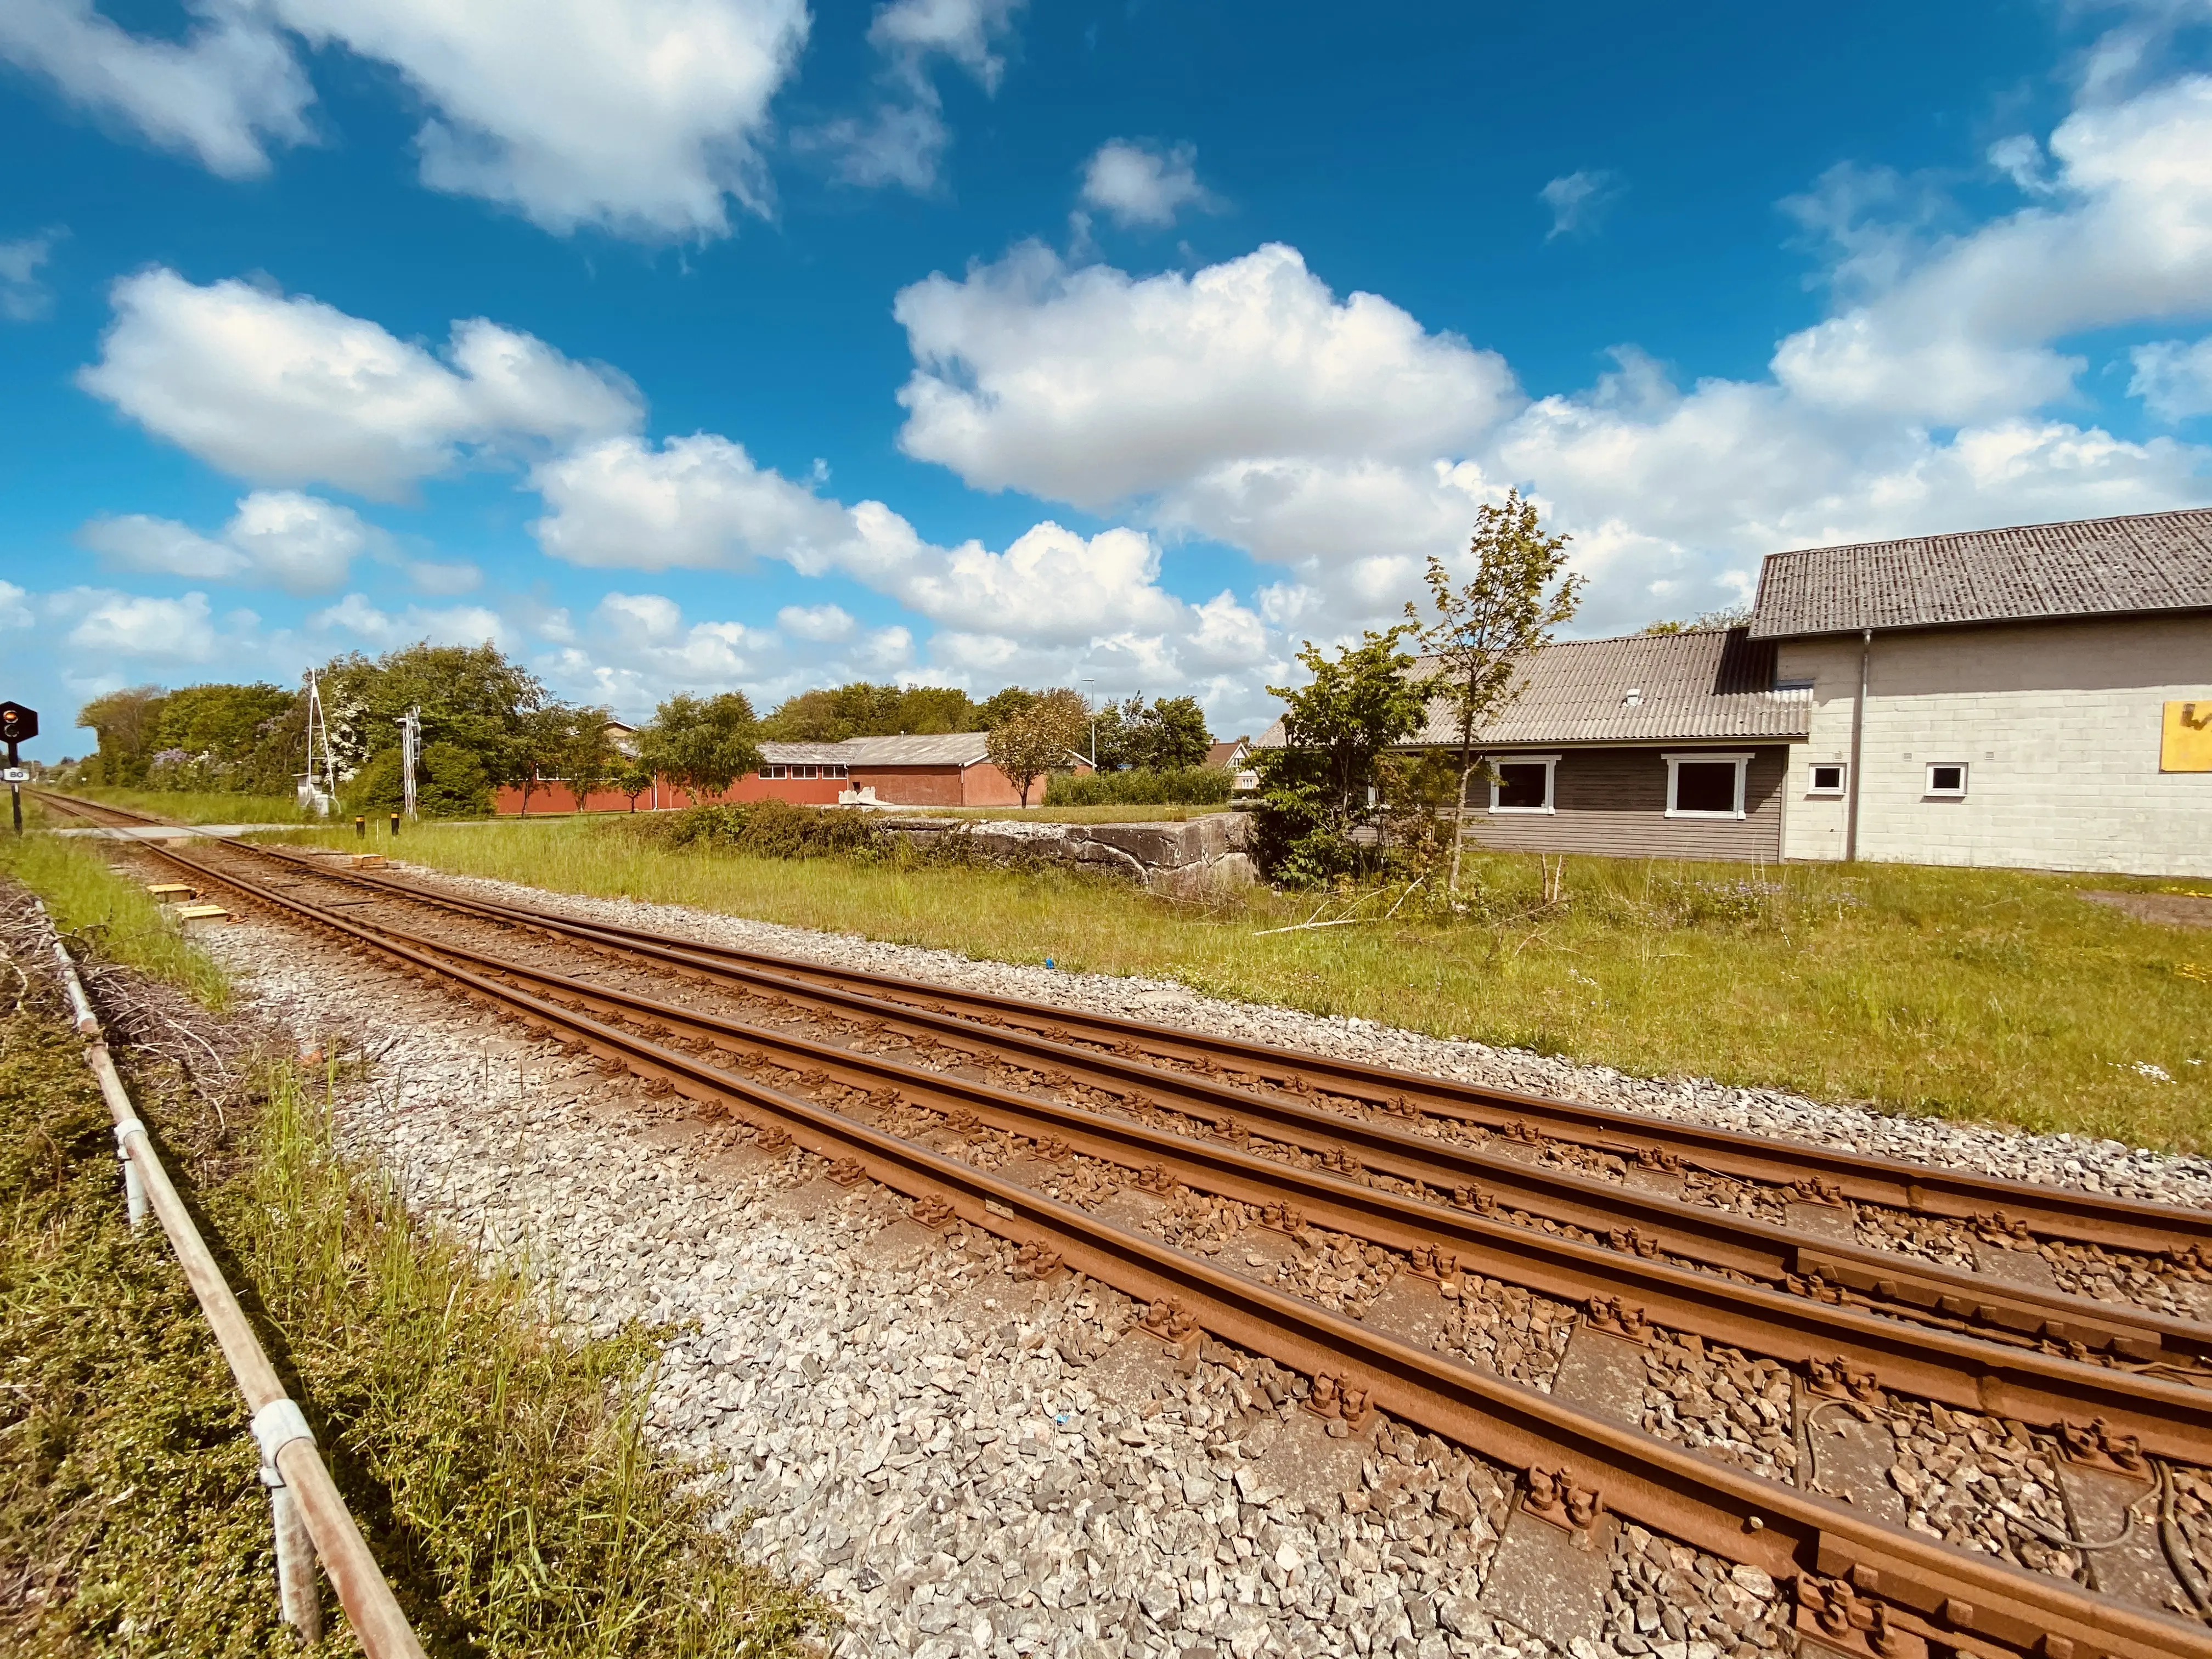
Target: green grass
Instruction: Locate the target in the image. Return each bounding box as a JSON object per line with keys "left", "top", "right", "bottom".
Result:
{"left": 0, "top": 820, "right": 230, "bottom": 1009}
{"left": 48, "top": 785, "right": 314, "bottom": 825}
{"left": 1, "top": 851, "right": 823, "bottom": 1657}
{"left": 263, "top": 815, "right": 2211, "bottom": 1150}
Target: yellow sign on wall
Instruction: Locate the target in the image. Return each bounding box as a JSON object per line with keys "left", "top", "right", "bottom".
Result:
{"left": 2165, "top": 701, "right": 2212, "bottom": 772}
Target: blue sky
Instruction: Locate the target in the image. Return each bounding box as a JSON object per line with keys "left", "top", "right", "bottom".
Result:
{"left": 3, "top": 0, "right": 2211, "bottom": 759}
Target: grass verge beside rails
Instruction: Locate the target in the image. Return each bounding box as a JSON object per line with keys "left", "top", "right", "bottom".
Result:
{"left": 0, "top": 851, "right": 825, "bottom": 1656}
{"left": 0, "top": 819, "right": 230, "bottom": 1007}
{"left": 47, "top": 785, "right": 314, "bottom": 825}
{"left": 264, "top": 813, "right": 2211, "bottom": 1152}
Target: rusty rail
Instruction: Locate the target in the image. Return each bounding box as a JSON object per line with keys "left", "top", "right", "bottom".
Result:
{"left": 178, "top": 855, "right": 2212, "bottom": 1463}
{"left": 229, "top": 829, "right": 2212, "bottom": 1259}
{"left": 172, "top": 834, "right": 2212, "bottom": 1381}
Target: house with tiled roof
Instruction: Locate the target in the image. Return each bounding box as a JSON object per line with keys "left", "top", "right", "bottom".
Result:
{"left": 1255, "top": 507, "right": 2212, "bottom": 875}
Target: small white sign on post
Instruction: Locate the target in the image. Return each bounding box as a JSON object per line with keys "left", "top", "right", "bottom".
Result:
{"left": 2, "top": 767, "right": 27, "bottom": 782}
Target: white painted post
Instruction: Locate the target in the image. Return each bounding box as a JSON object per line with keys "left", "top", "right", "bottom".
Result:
{"left": 254, "top": 1400, "right": 324, "bottom": 1640}
{"left": 113, "top": 1116, "right": 148, "bottom": 1227}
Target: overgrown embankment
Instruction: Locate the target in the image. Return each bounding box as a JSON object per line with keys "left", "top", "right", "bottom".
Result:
{"left": 0, "top": 851, "right": 825, "bottom": 1657}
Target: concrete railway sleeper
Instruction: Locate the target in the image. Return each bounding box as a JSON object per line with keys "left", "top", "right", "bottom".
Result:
{"left": 132, "top": 831, "right": 2212, "bottom": 1381}
{"left": 84, "top": 827, "right": 2212, "bottom": 1659}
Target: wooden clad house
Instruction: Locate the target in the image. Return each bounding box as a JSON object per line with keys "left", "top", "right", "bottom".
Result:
{"left": 1257, "top": 628, "right": 1811, "bottom": 861}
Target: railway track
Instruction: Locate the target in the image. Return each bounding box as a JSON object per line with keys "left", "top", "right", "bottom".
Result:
{"left": 37, "top": 788, "right": 2212, "bottom": 1659}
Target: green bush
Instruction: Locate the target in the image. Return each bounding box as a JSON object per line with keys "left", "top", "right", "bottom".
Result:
{"left": 340, "top": 742, "right": 492, "bottom": 819}
{"left": 1045, "top": 766, "right": 1232, "bottom": 806}
{"left": 419, "top": 742, "right": 493, "bottom": 817}
{"left": 632, "top": 799, "right": 887, "bottom": 859}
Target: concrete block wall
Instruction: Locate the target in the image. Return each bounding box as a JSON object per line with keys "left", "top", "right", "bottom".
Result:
{"left": 880, "top": 812, "right": 1258, "bottom": 895}
{"left": 1778, "top": 614, "right": 2212, "bottom": 877}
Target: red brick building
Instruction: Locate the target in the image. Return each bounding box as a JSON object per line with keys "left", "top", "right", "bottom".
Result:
{"left": 496, "top": 731, "right": 1089, "bottom": 814}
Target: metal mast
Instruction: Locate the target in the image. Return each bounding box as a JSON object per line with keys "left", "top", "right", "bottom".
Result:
{"left": 397, "top": 706, "right": 421, "bottom": 820}
{"left": 299, "top": 669, "right": 338, "bottom": 816}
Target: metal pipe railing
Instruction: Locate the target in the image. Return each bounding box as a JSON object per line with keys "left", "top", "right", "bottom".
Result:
{"left": 37, "top": 900, "right": 427, "bottom": 1658}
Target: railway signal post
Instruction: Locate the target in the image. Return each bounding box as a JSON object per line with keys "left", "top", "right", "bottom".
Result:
{"left": 0, "top": 701, "right": 37, "bottom": 834}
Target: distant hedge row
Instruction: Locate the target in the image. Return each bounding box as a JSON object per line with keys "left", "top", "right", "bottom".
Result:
{"left": 1045, "top": 766, "right": 1232, "bottom": 806}
{"left": 630, "top": 799, "right": 888, "bottom": 859}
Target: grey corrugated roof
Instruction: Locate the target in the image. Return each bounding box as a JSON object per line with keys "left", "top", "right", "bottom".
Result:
{"left": 760, "top": 732, "right": 994, "bottom": 766}
{"left": 1253, "top": 628, "right": 1808, "bottom": 751}
{"left": 1748, "top": 507, "right": 2212, "bottom": 639}
{"left": 758, "top": 741, "right": 858, "bottom": 765}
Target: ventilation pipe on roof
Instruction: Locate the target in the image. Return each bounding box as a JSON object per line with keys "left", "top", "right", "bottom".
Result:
{"left": 1845, "top": 628, "right": 1871, "bottom": 862}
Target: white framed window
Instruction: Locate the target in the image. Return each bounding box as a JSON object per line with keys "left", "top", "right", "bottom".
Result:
{"left": 1663, "top": 752, "right": 1752, "bottom": 819}
{"left": 764, "top": 765, "right": 787, "bottom": 779}
{"left": 1925, "top": 761, "right": 1968, "bottom": 798}
{"left": 1487, "top": 754, "right": 1560, "bottom": 814}
{"left": 1807, "top": 761, "right": 1847, "bottom": 797}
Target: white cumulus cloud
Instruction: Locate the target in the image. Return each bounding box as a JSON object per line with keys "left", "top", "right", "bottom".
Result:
{"left": 530, "top": 426, "right": 1270, "bottom": 689}
{"left": 272, "top": 0, "right": 808, "bottom": 235}
{"left": 798, "top": 0, "right": 1024, "bottom": 192}
{"left": 0, "top": 231, "right": 64, "bottom": 321}
{"left": 2132, "top": 334, "right": 2212, "bottom": 421}
{"left": 80, "top": 268, "right": 641, "bottom": 496}
{"left": 1538, "top": 170, "right": 1623, "bottom": 240}
{"left": 310, "top": 591, "right": 516, "bottom": 651}
{"left": 79, "top": 489, "right": 374, "bottom": 594}
{"left": 1079, "top": 139, "right": 1217, "bottom": 229}
{"left": 881, "top": 57, "right": 2212, "bottom": 645}
{"left": 1772, "top": 75, "right": 2212, "bottom": 424}
{"left": 0, "top": 0, "right": 313, "bottom": 178}
{"left": 893, "top": 241, "right": 1519, "bottom": 510}
{"left": 4, "top": 0, "right": 808, "bottom": 238}
{"left": 777, "top": 602, "right": 856, "bottom": 640}
{"left": 63, "top": 589, "right": 223, "bottom": 660}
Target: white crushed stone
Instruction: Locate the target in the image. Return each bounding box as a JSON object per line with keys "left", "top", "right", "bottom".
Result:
{"left": 399, "top": 861, "right": 2212, "bottom": 1212}
{"left": 204, "top": 912, "right": 1577, "bottom": 1659}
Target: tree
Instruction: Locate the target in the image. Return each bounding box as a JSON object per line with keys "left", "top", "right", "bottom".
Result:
{"left": 319, "top": 641, "right": 546, "bottom": 789}
{"left": 1139, "top": 695, "right": 1212, "bottom": 770}
{"left": 1254, "top": 629, "right": 1430, "bottom": 886}
{"left": 1640, "top": 603, "right": 1751, "bottom": 635}
{"left": 1092, "top": 694, "right": 1211, "bottom": 771}
{"left": 978, "top": 686, "right": 1040, "bottom": 729}
{"left": 512, "top": 706, "right": 571, "bottom": 816}
{"left": 615, "top": 756, "right": 657, "bottom": 811}
{"left": 556, "top": 708, "right": 619, "bottom": 810}
{"left": 761, "top": 681, "right": 987, "bottom": 741}
{"left": 638, "top": 692, "right": 763, "bottom": 803}
{"left": 985, "top": 689, "right": 1087, "bottom": 806}
{"left": 77, "top": 686, "right": 167, "bottom": 786}
{"left": 419, "top": 743, "right": 493, "bottom": 817}
{"left": 1405, "top": 490, "right": 1583, "bottom": 893}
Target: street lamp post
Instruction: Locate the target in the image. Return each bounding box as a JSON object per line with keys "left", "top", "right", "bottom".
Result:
{"left": 1082, "top": 676, "right": 1097, "bottom": 769}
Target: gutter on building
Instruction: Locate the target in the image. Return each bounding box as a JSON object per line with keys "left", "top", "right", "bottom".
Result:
{"left": 1845, "top": 627, "right": 1871, "bottom": 862}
